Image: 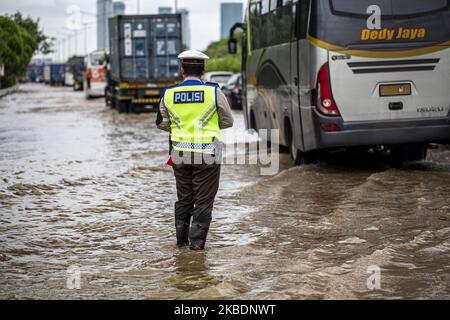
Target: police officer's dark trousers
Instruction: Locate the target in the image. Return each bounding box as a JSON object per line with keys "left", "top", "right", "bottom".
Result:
{"left": 172, "top": 155, "right": 220, "bottom": 250}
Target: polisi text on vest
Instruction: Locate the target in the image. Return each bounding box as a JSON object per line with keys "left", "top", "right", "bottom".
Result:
{"left": 174, "top": 91, "right": 205, "bottom": 104}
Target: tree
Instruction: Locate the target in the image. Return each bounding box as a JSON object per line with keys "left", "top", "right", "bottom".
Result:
{"left": 0, "top": 12, "right": 53, "bottom": 88}
{"left": 9, "top": 12, "right": 53, "bottom": 55}
{"left": 0, "top": 16, "right": 23, "bottom": 87}
{"left": 0, "top": 16, "right": 38, "bottom": 88}
{"left": 204, "top": 33, "right": 243, "bottom": 73}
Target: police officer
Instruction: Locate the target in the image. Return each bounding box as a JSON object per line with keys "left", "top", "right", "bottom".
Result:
{"left": 157, "top": 50, "right": 234, "bottom": 251}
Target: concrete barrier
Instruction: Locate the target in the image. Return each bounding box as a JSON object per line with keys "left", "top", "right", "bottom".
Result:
{"left": 0, "top": 85, "right": 19, "bottom": 98}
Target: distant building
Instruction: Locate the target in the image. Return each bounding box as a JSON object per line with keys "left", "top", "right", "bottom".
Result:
{"left": 179, "top": 9, "right": 191, "bottom": 49}
{"left": 158, "top": 7, "right": 173, "bottom": 14}
{"left": 113, "top": 2, "right": 126, "bottom": 16}
{"left": 157, "top": 7, "right": 191, "bottom": 49}
{"left": 220, "top": 2, "right": 244, "bottom": 39}
{"left": 97, "top": 0, "right": 126, "bottom": 50}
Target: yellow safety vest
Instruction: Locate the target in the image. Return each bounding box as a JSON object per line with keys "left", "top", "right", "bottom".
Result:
{"left": 163, "top": 81, "right": 222, "bottom": 153}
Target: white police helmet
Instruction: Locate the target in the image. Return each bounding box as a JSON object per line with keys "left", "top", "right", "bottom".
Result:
{"left": 178, "top": 50, "right": 210, "bottom": 61}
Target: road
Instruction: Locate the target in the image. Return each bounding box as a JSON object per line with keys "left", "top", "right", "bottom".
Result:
{"left": 0, "top": 84, "right": 449, "bottom": 299}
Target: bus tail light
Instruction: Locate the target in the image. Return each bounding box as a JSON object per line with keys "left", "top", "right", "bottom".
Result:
{"left": 87, "top": 68, "right": 92, "bottom": 80}
{"left": 316, "top": 63, "right": 340, "bottom": 117}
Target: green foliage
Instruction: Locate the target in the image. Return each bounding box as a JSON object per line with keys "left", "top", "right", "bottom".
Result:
{"left": 0, "top": 13, "right": 51, "bottom": 88}
{"left": 9, "top": 12, "right": 53, "bottom": 55}
{"left": 204, "top": 33, "right": 242, "bottom": 73}
{"left": 0, "top": 16, "right": 24, "bottom": 87}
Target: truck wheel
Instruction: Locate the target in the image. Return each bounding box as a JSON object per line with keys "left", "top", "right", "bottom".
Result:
{"left": 117, "top": 100, "right": 129, "bottom": 113}
{"left": 105, "top": 92, "right": 111, "bottom": 107}
{"left": 130, "top": 105, "right": 139, "bottom": 114}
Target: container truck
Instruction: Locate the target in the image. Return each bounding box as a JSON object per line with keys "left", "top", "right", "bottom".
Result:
{"left": 107, "top": 14, "right": 183, "bottom": 113}
{"left": 66, "top": 55, "right": 85, "bottom": 91}
{"left": 44, "top": 63, "right": 66, "bottom": 86}
{"left": 28, "top": 59, "right": 52, "bottom": 83}
{"left": 28, "top": 64, "right": 44, "bottom": 83}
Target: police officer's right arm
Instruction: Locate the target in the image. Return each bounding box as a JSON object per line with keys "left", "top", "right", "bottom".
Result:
{"left": 157, "top": 98, "right": 171, "bottom": 132}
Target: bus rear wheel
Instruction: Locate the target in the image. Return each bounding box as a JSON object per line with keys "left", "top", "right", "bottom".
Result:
{"left": 291, "top": 143, "right": 303, "bottom": 166}
{"left": 289, "top": 132, "right": 318, "bottom": 166}
{"left": 390, "top": 144, "right": 428, "bottom": 168}
{"left": 250, "top": 110, "right": 257, "bottom": 132}
{"left": 405, "top": 144, "right": 428, "bottom": 162}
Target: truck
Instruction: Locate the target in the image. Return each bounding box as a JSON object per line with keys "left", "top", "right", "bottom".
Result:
{"left": 66, "top": 55, "right": 85, "bottom": 91}
{"left": 43, "top": 63, "right": 66, "bottom": 86}
{"left": 28, "top": 64, "right": 44, "bottom": 83}
{"left": 27, "top": 59, "right": 52, "bottom": 83}
{"left": 84, "top": 49, "right": 107, "bottom": 99}
{"left": 107, "top": 14, "right": 183, "bottom": 113}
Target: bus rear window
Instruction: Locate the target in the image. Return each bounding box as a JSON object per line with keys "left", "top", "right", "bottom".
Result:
{"left": 90, "top": 54, "right": 105, "bottom": 66}
{"left": 331, "top": 0, "right": 449, "bottom": 16}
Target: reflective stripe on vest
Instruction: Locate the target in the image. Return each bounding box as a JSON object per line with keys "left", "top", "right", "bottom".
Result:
{"left": 163, "top": 82, "right": 222, "bottom": 153}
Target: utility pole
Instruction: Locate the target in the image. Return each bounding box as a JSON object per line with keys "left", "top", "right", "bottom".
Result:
{"left": 74, "top": 29, "right": 78, "bottom": 56}
{"left": 60, "top": 38, "right": 64, "bottom": 61}
{"left": 83, "top": 23, "right": 88, "bottom": 55}
{"left": 79, "top": 10, "right": 97, "bottom": 55}
{"left": 59, "top": 39, "right": 63, "bottom": 62}
{"left": 67, "top": 35, "right": 72, "bottom": 59}
{"left": 174, "top": 0, "right": 178, "bottom": 13}
{"left": 55, "top": 39, "right": 59, "bottom": 62}
{"left": 54, "top": 35, "right": 64, "bottom": 61}
{"left": 61, "top": 28, "right": 76, "bottom": 58}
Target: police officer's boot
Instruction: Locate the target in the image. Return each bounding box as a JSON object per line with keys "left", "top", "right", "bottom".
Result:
{"left": 189, "top": 221, "right": 211, "bottom": 251}
{"left": 175, "top": 220, "right": 190, "bottom": 248}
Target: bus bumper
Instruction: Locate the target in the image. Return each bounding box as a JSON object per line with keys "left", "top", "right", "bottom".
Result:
{"left": 312, "top": 110, "right": 450, "bottom": 149}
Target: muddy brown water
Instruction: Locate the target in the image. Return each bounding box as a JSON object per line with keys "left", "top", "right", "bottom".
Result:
{"left": 0, "top": 84, "right": 449, "bottom": 299}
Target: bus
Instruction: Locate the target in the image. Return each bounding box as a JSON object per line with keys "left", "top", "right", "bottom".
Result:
{"left": 84, "top": 49, "right": 107, "bottom": 99}
{"left": 229, "top": 0, "right": 450, "bottom": 165}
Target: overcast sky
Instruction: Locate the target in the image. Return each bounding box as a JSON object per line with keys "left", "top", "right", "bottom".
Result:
{"left": 0, "top": 0, "right": 245, "bottom": 60}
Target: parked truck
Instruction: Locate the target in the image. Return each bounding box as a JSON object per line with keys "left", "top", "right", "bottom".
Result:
{"left": 44, "top": 63, "right": 66, "bottom": 86}
{"left": 28, "top": 63, "right": 44, "bottom": 83}
{"left": 107, "top": 14, "right": 183, "bottom": 113}
{"left": 66, "top": 55, "right": 85, "bottom": 91}
{"left": 28, "top": 59, "right": 52, "bottom": 83}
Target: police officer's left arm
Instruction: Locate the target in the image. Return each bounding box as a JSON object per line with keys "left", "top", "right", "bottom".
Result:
{"left": 217, "top": 89, "right": 234, "bottom": 129}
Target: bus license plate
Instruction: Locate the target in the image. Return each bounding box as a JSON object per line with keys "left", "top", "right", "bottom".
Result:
{"left": 379, "top": 84, "right": 411, "bottom": 97}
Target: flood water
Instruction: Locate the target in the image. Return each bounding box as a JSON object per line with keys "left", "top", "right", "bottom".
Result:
{"left": 0, "top": 84, "right": 449, "bottom": 299}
